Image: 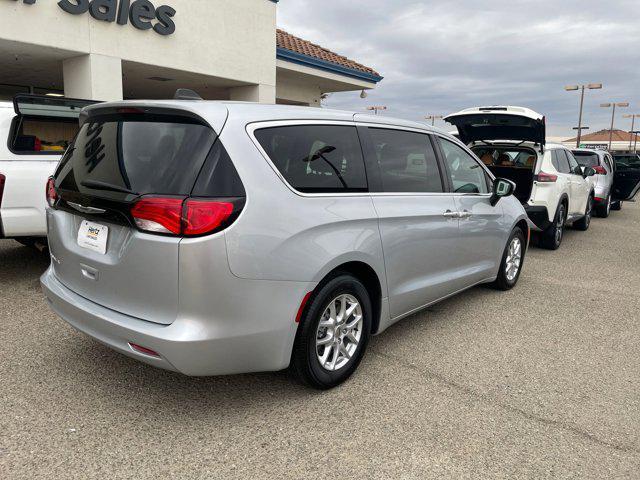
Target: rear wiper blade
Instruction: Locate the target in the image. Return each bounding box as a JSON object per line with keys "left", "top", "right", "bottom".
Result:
{"left": 81, "top": 180, "right": 137, "bottom": 195}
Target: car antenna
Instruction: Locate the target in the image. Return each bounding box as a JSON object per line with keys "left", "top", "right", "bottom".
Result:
{"left": 174, "top": 88, "right": 203, "bottom": 100}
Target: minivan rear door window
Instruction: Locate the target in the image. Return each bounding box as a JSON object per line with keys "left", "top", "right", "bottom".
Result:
{"left": 367, "top": 128, "right": 444, "bottom": 193}
{"left": 254, "top": 125, "right": 368, "bottom": 193}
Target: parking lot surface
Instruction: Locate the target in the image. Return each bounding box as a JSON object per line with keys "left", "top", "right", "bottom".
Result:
{"left": 1, "top": 203, "right": 639, "bottom": 479}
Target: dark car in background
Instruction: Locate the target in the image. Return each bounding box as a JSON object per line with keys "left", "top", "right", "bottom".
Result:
{"left": 612, "top": 153, "right": 640, "bottom": 207}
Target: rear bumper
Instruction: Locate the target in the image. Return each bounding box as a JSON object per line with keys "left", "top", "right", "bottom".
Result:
{"left": 524, "top": 205, "right": 551, "bottom": 231}
{"left": 41, "top": 267, "right": 310, "bottom": 376}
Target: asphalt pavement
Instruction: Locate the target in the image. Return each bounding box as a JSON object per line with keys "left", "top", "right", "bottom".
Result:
{"left": 1, "top": 202, "right": 639, "bottom": 479}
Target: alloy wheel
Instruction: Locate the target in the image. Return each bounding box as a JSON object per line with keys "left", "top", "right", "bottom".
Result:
{"left": 606, "top": 195, "right": 611, "bottom": 216}
{"left": 315, "top": 294, "right": 363, "bottom": 372}
{"left": 555, "top": 205, "right": 565, "bottom": 246}
{"left": 585, "top": 198, "right": 592, "bottom": 227}
{"left": 505, "top": 237, "right": 522, "bottom": 282}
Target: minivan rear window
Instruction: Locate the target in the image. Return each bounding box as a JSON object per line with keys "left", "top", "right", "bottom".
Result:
{"left": 55, "top": 116, "right": 217, "bottom": 199}
{"left": 254, "top": 125, "right": 368, "bottom": 193}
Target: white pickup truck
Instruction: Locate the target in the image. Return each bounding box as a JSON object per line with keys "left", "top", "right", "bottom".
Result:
{"left": 0, "top": 95, "right": 94, "bottom": 248}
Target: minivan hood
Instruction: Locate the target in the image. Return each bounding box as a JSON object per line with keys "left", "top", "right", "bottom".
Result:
{"left": 444, "top": 106, "right": 545, "bottom": 147}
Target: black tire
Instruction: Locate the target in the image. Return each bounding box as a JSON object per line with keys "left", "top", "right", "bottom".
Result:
{"left": 611, "top": 200, "right": 622, "bottom": 211}
{"left": 491, "top": 227, "right": 526, "bottom": 291}
{"left": 291, "top": 274, "right": 372, "bottom": 390}
{"left": 595, "top": 194, "right": 611, "bottom": 218}
{"left": 540, "top": 202, "right": 566, "bottom": 250}
{"left": 15, "top": 237, "right": 48, "bottom": 253}
{"left": 16, "top": 237, "right": 37, "bottom": 248}
{"left": 573, "top": 195, "right": 593, "bottom": 231}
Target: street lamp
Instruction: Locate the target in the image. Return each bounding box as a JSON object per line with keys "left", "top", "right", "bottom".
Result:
{"left": 600, "top": 102, "right": 629, "bottom": 151}
{"left": 565, "top": 83, "right": 602, "bottom": 148}
{"left": 623, "top": 114, "right": 640, "bottom": 151}
{"left": 425, "top": 115, "right": 443, "bottom": 126}
{"left": 367, "top": 106, "right": 387, "bottom": 116}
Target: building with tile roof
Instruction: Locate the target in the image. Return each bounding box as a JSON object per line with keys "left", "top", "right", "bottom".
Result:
{"left": 0, "top": 0, "right": 383, "bottom": 107}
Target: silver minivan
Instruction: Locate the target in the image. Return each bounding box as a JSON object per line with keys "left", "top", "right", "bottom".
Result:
{"left": 41, "top": 100, "right": 529, "bottom": 389}
{"left": 571, "top": 148, "right": 618, "bottom": 216}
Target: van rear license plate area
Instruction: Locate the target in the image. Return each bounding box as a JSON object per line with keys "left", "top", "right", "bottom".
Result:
{"left": 77, "top": 220, "right": 109, "bottom": 254}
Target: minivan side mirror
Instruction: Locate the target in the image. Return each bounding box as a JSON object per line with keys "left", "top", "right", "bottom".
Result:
{"left": 490, "top": 178, "right": 516, "bottom": 206}
{"left": 582, "top": 166, "right": 596, "bottom": 177}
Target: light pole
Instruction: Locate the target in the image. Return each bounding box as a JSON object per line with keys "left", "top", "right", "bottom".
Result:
{"left": 601, "top": 102, "right": 629, "bottom": 151}
{"left": 565, "top": 83, "right": 602, "bottom": 148}
{"left": 425, "top": 115, "right": 443, "bottom": 126}
{"left": 623, "top": 114, "right": 640, "bottom": 151}
{"left": 367, "top": 106, "right": 387, "bottom": 116}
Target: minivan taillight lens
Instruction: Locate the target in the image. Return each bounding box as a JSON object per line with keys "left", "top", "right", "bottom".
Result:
{"left": 537, "top": 172, "right": 558, "bottom": 183}
{"left": 593, "top": 166, "right": 607, "bottom": 175}
{"left": 131, "top": 197, "right": 238, "bottom": 237}
{"left": 131, "top": 197, "right": 183, "bottom": 234}
{"left": 46, "top": 177, "right": 58, "bottom": 207}
{"left": 183, "top": 200, "right": 234, "bottom": 236}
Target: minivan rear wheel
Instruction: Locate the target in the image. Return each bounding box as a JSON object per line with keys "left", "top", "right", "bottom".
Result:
{"left": 291, "top": 274, "right": 372, "bottom": 389}
{"left": 491, "top": 227, "right": 525, "bottom": 291}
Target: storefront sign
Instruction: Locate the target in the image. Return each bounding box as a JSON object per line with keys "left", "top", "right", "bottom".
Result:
{"left": 579, "top": 144, "right": 609, "bottom": 151}
{"left": 13, "top": 0, "right": 176, "bottom": 36}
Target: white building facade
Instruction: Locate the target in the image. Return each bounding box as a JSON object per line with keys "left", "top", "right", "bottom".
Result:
{"left": 0, "top": 0, "right": 382, "bottom": 104}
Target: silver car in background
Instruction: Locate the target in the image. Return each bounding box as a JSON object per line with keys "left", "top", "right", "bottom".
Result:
{"left": 572, "top": 148, "right": 619, "bottom": 216}
{"left": 41, "top": 100, "right": 529, "bottom": 389}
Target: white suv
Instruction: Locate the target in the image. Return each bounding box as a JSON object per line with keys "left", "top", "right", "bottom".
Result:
{"left": 445, "top": 106, "right": 596, "bottom": 250}
{"left": 0, "top": 95, "right": 94, "bottom": 248}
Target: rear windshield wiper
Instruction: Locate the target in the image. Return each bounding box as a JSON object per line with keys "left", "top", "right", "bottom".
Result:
{"left": 81, "top": 180, "right": 137, "bottom": 195}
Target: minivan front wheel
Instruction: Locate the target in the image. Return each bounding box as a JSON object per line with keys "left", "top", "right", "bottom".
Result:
{"left": 291, "top": 274, "right": 372, "bottom": 389}
{"left": 491, "top": 227, "right": 525, "bottom": 291}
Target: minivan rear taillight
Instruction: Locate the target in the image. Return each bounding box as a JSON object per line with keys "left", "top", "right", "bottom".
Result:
{"left": 131, "top": 196, "right": 238, "bottom": 237}
{"left": 593, "top": 165, "right": 607, "bottom": 175}
{"left": 46, "top": 177, "right": 58, "bottom": 207}
{"left": 536, "top": 172, "right": 558, "bottom": 183}
{"left": 183, "top": 200, "right": 234, "bottom": 236}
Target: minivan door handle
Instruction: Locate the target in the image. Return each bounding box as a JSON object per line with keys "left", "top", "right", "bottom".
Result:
{"left": 458, "top": 210, "right": 472, "bottom": 219}
{"left": 442, "top": 210, "right": 459, "bottom": 218}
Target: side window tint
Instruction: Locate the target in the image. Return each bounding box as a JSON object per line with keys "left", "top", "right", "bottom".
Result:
{"left": 439, "top": 138, "right": 488, "bottom": 194}
{"left": 553, "top": 150, "right": 571, "bottom": 174}
{"left": 367, "top": 128, "right": 443, "bottom": 193}
{"left": 565, "top": 151, "right": 581, "bottom": 174}
{"left": 192, "top": 140, "right": 246, "bottom": 197}
{"left": 254, "top": 125, "right": 367, "bottom": 193}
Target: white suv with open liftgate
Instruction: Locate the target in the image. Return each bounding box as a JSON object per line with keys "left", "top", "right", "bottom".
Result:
{"left": 445, "top": 106, "right": 600, "bottom": 250}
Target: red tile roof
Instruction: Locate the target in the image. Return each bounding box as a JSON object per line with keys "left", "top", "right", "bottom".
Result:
{"left": 276, "top": 29, "right": 381, "bottom": 78}
{"left": 566, "top": 129, "right": 640, "bottom": 142}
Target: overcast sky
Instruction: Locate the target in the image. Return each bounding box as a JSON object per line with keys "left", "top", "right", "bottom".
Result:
{"left": 278, "top": 0, "right": 639, "bottom": 138}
